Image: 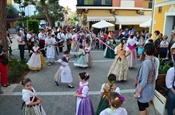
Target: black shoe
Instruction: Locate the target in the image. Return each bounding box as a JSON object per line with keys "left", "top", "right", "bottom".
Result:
{"left": 68, "top": 85, "right": 74, "bottom": 88}
{"left": 55, "top": 81, "right": 59, "bottom": 86}
{"left": 2, "top": 84, "right": 8, "bottom": 87}
{"left": 7, "top": 83, "right": 10, "bottom": 86}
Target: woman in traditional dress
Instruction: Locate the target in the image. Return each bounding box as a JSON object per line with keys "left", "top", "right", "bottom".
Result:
{"left": 96, "top": 74, "right": 120, "bottom": 115}
{"left": 71, "top": 30, "right": 78, "bottom": 52}
{"left": 108, "top": 38, "right": 130, "bottom": 81}
{"left": 104, "top": 35, "right": 116, "bottom": 58}
{"left": 54, "top": 50, "right": 74, "bottom": 88}
{"left": 45, "top": 33, "right": 57, "bottom": 66}
{"left": 85, "top": 43, "right": 93, "bottom": 67}
{"left": 0, "top": 39, "right": 9, "bottom": 87}
{"left": 100, "top": 92, "right": 127, "bottom": 115}
{"left": 74, "top": 45, "right": 88, "bottom": 68}
{"left": 21, "top": 78, "right": 46, "bottom": 115}
{"left": 127, "top": 34, "right": 138, "bottom": 68}
{"left": 27, "top": 41, "right": 45, "bottom": 71}
{"left": 74, "top": 72, "right": 94, "bottom": 115}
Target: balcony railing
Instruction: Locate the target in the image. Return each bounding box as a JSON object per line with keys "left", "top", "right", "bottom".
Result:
{"left": 77, "top": 0, "right": 112, "bottom": 6}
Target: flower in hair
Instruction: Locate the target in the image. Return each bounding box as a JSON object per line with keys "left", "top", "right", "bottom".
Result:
{"left": 85, "top": 72, "right": 89, "bottom": 77}
{"left": 119, "top": 95, "right": 125, "bottom": 101}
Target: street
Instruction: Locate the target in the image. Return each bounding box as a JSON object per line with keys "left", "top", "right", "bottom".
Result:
{"left": 0, "top": 46, "right": 158, "bottom": 115}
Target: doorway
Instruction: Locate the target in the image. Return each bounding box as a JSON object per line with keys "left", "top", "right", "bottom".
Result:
{"left": 164, "top": 16, "right": 175, "bottom": 40}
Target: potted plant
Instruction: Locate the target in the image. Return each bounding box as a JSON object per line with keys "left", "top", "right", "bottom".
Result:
{"left": 156, "top": 58, "right": 172, "bottom": 96}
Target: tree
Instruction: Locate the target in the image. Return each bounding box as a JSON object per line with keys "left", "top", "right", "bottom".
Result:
{"left": 68, "top": 12, "right": 78, "bottom": 26}
{"left": 36, "top": 1, "right": 64, "bottom": 27}
{"left": 6, "top": 4, "right": 18, "bottom": 19}
{"left": 0, "top": 0, "right": 7, "bottom": 50}
{"left": 14, "top": 0, "right": 57, "bottom": 28}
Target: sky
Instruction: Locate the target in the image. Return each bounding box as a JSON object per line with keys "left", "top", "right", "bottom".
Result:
{"left": 59, "top": 0, "right": 77, "bottom": 11}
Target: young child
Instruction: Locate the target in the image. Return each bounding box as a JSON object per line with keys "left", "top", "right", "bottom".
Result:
{"left": 74, "top": 72, "right": 94, "bottom": 115}
{"left": 45, "top": 33, "right": 57, "bottom": 66}
{"left": 54, "top": 50, "right": 74, "bottom": 88}
{"left": 21, "top": 78, "right": 46, "bottom": 115}
{"left": 27, "top": 41, "right": 45, "bottom": 71}
{"left": 100, "top": 92, "right": 127, "bottom": 115}
{"left": 96, "top": 74, "right": 120, "bottom": 115}
{"left": 85, "top": 43, "right": 93, "bottom": 67}
{"left": 74, "top": 45, "right": 88, "bottom": 68}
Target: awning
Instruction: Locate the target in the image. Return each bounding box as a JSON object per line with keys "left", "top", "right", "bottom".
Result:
{"left": 87, "top": 16, "right": 115, "bottom": 21}
{"left": 115, "top": 16, "right": 151, "bottom": 25}
{"left": 139, "top": 18, "right": 152, "bottom": 28}
{"left": 92, "top": 20, "right": 114, "bottom": 29}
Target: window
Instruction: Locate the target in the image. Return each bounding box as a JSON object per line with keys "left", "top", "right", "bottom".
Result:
{"left": 148, "top": 0, "right": 152, "bottom": 8}
{"left": 77, "top": 0, "right": 112, "bottom": 6}
{"left": 158, "top": 7, "right": 162, "bottom": 13}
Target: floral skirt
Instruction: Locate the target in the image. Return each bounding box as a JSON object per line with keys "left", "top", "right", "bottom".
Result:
{"left": 108, "top": 57, "right": 129, "bottom": 81}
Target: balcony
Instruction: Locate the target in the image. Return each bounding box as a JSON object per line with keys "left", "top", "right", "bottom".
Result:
{"left": 77, "top": 0, "right": 112, "bottom": 6}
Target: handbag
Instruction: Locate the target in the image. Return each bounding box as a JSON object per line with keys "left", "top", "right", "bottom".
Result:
{"left": 1, "top": 55, "right": 8, "bottom": 65}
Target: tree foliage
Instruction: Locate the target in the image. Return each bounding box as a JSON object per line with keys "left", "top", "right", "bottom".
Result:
{"left": 36, "top": 2, "right": 64, "bottom": 21}
{"left": 6, "top": 4, "right": 18, "bottom": 19}
{"left": 27, "top": 19, "right": 39, "bottom": 33}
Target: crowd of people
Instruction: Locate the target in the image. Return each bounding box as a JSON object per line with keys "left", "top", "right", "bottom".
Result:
{"left": 0, "top": 25, "right": 175, "bottom": 115}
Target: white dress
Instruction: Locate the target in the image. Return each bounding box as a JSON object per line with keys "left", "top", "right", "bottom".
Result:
{"left": 22, "top": 87, "right": 46, "bottom": 115}
{"left": 45, "top": 37, "right": 56, "bottom": 62}
{"left": 126, "top": 38, "right": 138, "bottom": 67}
{"left": 57, "top": 56, "right": 73, "bottom": 83}
{"left": 27, "top": 46, "right": 41, "bottom": 70}
{"left": 100, "top": 107, "right": 127, "bottom": 115}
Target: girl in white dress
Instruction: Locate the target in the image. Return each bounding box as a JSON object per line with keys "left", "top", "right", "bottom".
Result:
{"left": 45, "top": 33, "right": 57, "bottom": 66}
{"left": 54, "top": 50, "right": 74, "bottom": 88}
{"left": 100, "top": 92, "right": 127, "bottom": 115}
{"left": 21, "top": 78, "right": 46, "bottom": 115}
{"left": 27, "top": 41, "right": 43, "bottom": 71}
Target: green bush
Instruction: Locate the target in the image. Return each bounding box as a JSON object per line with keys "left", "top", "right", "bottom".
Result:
{"left": 158, "top": 58, "right": 172, "bottom": 74}
{"left": 8, "top": 59, "right": 29, "bottom": 83}
{"left": 27, "top": 19, "right": 39, "bottom": 33}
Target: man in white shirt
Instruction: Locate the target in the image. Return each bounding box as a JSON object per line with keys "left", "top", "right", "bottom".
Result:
{"left": 57, "top": 30, "right": 64, "bottom": 52}
{"left": 38, "top": 29, "right": 46, "bottom": 56}
{"left": 166, "top": 67, "right": 175, "bottom": 115}
{"left": 26, "top": 30, "right": 34, "bottom": 53}
{"left": 16, "top": 32, "right": 26, "bottom": 60}
{"left": 66, "top": 30, "right": 72, "bottom": 51}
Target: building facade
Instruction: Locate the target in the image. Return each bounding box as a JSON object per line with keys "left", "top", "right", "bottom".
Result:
{"left": 152, "top": 0, "right": 175, "bottom": 39}
{"left": 76, "top": 0, "right": 152, "bottom": 30}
